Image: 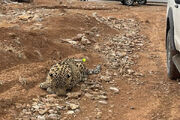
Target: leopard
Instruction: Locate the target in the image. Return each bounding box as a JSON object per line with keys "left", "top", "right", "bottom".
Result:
{"left": 40, "top": 58, "right": 101, "bottom": 96}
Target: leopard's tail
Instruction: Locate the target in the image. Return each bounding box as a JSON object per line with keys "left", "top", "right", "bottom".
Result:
{"left": 87, "top": 65, "right": 101, "bottom": 75}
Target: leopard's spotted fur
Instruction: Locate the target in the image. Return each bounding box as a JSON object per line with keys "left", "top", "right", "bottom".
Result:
{"left": 40, "top": 58, "right": 101, "bottom": 96}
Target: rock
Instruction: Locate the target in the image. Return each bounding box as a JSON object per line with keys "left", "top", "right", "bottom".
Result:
{"left": 48, "top": 109, "right": 55, "bottom": 114}
{"left": 18, "top": 15, "right": 33, "bottom": 21}
{"left": 37, "top": 116, "right": 45, "bottom": 120}
{"left": 97, "top": 95, "right": 108, "bottom": 100}
{"left": 109, "top": 87, "right": 119, "bottom": 94}
{"left": 127, "top": 69, "right": 134, "bottom": 74}
{"left": 98, "top": 100, "right": 108, "bottom": 105}
{"left": 59, "top": 13, "right": 65, "bottom": 16}
{"left": 63, "top": 39, "right": 78, "bottom": 45}
{"left": 85, "top": 93, "right": 93, "bottom": 99}
{"left": 96, "top": 111, "right": 102, "bottom": 119}
{"left": 68, "top": 103, "right": 79, "bottom": 110}
{"left": 92, "top": 12, "right": 97, "bottom": 17}
{"left": 39, "top": 108, "right": 49, "bottom": 115}
{"left": 85, "top": 31, "right": 95, "bottom": 37}
{"left": 15, "top": 103, "right": 23, "bottom": 109}
{"left": 32, "top": 104, "right": 39, "bottom": 110}
{"left": 19, "top": 76, "right": 27, "bottom": 85}
{"left": 75, "top": 109, "right": 80, "bottom": 113}
{"left": 47, "top": 114, "right": 59, "bottom": 120}
{"left": 72, "top": 34, "right": 84, "bottom": 41}
{"left": 94, "top": 43, "right": 101, "bottom": 51}
{"left": 25, "top": 112, "right": 31, "bottom": 115}
{"left": 32, "top": 14, "right": 42, "bottom": 22}
{"left": 100, "top": 76, "right": 111, "bottom": 82}
{"left": 81, "top": 36, "right": 91, "bottom": 45}
{"left": 67, "top": 92, "right": 81, "bottom": 99}
{"left": 67, "top": 110, "right": 75, "bottom": 115}
{"left": 46, "top": 94, "right": 57, "bottom": 98}
{"left": 90, "top": 27, "right": 98, "bottom": 33}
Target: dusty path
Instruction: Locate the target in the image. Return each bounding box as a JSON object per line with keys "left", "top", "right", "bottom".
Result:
{"left": 0, "top": 0, "right": 180, "bottom": 120}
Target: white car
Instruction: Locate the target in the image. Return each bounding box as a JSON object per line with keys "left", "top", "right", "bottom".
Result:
{"left": 166, "top": 0, "right": 180, "bottom": 79}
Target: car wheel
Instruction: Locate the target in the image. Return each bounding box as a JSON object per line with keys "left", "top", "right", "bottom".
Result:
{"left": 124, "top": 0, "right": 134, "bottom": 6}
{"left": 18, "top": 0, "right": 33, "bottom": 2}
{"left": 121, "top": 0, "right": 125, "bottom": 5}
{"left": 138, "top": 0, "right": 147, "bottom": 5}
{"left": 167, "top": 30, "right": 180, "bottom": 80}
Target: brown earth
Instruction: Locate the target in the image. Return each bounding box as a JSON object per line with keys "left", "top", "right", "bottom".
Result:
{"left": 0, "top": 0, "right": 180, "bottom": 120}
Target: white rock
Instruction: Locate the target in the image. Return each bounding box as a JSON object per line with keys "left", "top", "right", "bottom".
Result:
{"left": 69, "top": 103, "right": 79, "bottom": 110}
{"left": 98, "top": 100, "right": 108, "bottom": 105}
{"left": 67, "top": 110, "right": 75, "bottom": 115}
{"left": 48, "top": 114, "right": 59, "bottom": 119}
{"left": 81, "top": 36, "right": 91, "bottom": 45}
{"left": 109, "top": 87, "right": 119, "bottom": 94}
{"left": 85, "top": 93, "right": 93, "bottom": 99}
{"left": 67, "top": 92, "right": 81, "bottom": 99}
{"left": 65, "top": 39, "right": 78, "bottom": 45}
{"left": 37, "top": 116, "right": 45, "bottom": 120}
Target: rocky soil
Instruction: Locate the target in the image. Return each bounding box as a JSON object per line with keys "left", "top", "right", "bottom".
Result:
{"left": 0, "top": 0, "right": 180, "bottom": 120}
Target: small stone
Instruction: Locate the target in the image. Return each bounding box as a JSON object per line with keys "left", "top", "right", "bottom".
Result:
{"left": 18, "top": 15, "right": 33, "bottom": 21}
{"left": 46, "top": 94, "right": 57, "bottom": 98}
{"left": 96, "top": 111, "right": 102, "bottom": 119}
{"left": 37, "top": 116, "right": 45, "bottom": 120}
{"left": 98, "top": 100, "right": 108, "bottom": 105}
{"left": 127, "top": 69, "right": 134, "bottom": 74}
{"left": 100, "top": 76, "right": 111, "bottom": 82}
{"left": 85, "top": 93, "right": 93, "bottom": 99}
{"left": 15, "top": 103, "right": 23, "bottom": 109}
{"left": 25, "top": 112, "right": 31, "bottom": 115}
{"left": 48, "top": 114, "right": 59, "bottom": 120}
{"left": 48, "top": 109, "right": 55, "bottom": 114}
{"left": 96, "top": 34, "right": 100, "bottom": 37}
{"left": 0, "top": 81, "right": 3, "bottom": 85}
{"left": 97, "top": 95, "right": 108, "bottom": 100}
{"left": 94, "top": 44, "right": 101, "bottom": 51}
{"left": 32, "top": 105, "right": 39, "bottom": 109}
{"left": 81, "top": 36, "right": 91, "bottom": 45}
{"left": 69, "top": 103, "right": 79, "bottom": 110}
{"left": 109, "top": 87, "right": 119, "bottom": 94}
{"left": 67, "top": 110, "right": 75, "bottom": 115}
{"left": 130, "top": 107, "right": 135, "bottom": 110}
{"left": 67, "top": 92, "right": 81, "bottom": 99}
{"left": 32, "top": 98, "right": 39, "bottom": 102}
{"left": 59, "top": 13, "right": 65, "bottom": 16}
{"left": 63, "top": 39, "right": 78, "bottom": 45}
{"left": 72, "top": 34, "right": 84, "bottom": 41}
{"left": 75, "top": 109, "right": 80, "bottom": 113}
{"left": 39, "top": 108, "right": 49, "bottom": 115}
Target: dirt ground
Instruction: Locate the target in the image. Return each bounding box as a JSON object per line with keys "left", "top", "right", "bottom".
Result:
{"left": 0, "top": 0, "right": 180, "bottom": 120}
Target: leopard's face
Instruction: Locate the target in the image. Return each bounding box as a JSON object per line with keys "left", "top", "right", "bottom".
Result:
{"left": 48, "top": 63, "right": 73, "bottom": 88}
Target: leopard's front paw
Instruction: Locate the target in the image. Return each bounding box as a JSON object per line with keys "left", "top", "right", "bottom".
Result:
{"left": 40, "top": 82, "right": 49, "bottom": 89}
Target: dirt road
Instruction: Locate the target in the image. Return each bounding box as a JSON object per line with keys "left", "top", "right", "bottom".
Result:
{"left": 0, "top": 0, "right": 179, "bottom": 120}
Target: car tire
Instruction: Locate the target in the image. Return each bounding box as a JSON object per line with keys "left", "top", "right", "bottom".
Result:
{"left": 124, "top": 0, "right": 134, "bottom": 6}
{"left": 138, "top": 0, "right": 147, "bottom": 5}
{"left": 167, "top": 30, "right": 180, "bottom": 80}
{"left": 17, "top": 0, "right": 33, "bottom": 2}
{"left": 121, "top": 0, "right": 125, "bottom": 5}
